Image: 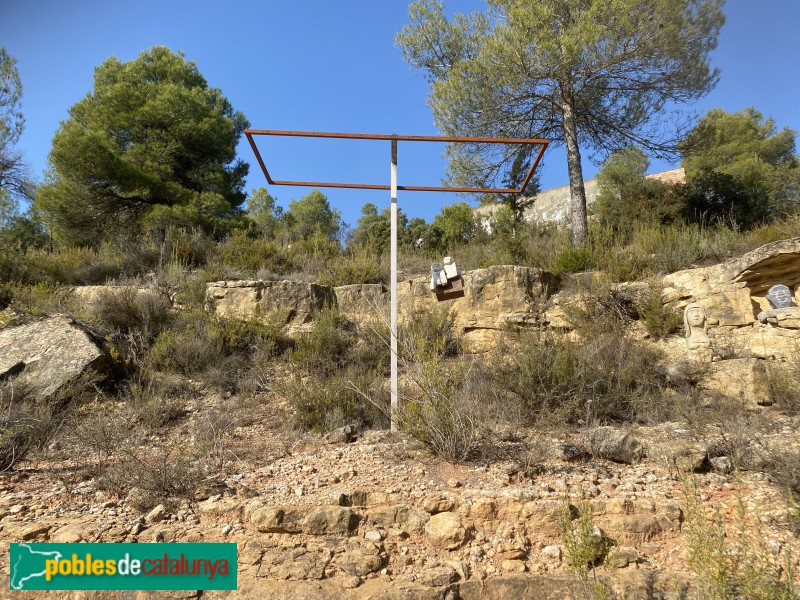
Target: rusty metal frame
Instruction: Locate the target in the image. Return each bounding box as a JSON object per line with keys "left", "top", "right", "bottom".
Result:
{"left": 245, "top": 129, "right": 548, "bottom": 195}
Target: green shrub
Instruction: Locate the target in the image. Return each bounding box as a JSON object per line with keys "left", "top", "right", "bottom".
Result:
{"left": 681, "top": 474, "right": 797, "bottom": 600}
{"left": 637, "top": 284, "right": 682, "bottom": 340}
{"left": 279, "top": 368, "right": 388, "bottom": 433}
{"left": 485, "top": 330, "right": 672, "bottom": 427}
{"left": 1, "top": 282, "right": 69, "bottom": 317}
{"left": 148, "top": 311, "right": 285, "bottom": 385}
{"left": 548, "top": 245, "right": 597, "bottom": 275}
{"left": 219, "top": 229, "right": 293, "bottom": 276}
{"left": 399, "top": 309, "right": 461, "bottom": 361}
{"left": 558, "top": 493, "right": 615, "bottom": 599}
{"left": 316, "top": 244, "right": 387, "bottom": 286}
{"left": 290, "top": 307, "right": 354, "bottom": 375}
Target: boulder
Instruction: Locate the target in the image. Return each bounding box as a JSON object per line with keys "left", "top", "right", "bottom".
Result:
{"left": 206, "top": 280, "right": 335, "bottom": 334}
{"left": 302, "top": 506, "right": 360, "bottom": 535}
{"left": 424, "top": 511, "right": 466, "bottom": 550}
{"left": 247, "top": 505, "right": 305, "bottom": 534}
{"left": 583, "top": 427, "right": 644, "bottom": 464}
{"left": 71, "top": 284, "right": 169, "bottom": 308}
{"left": 0, "top": 315, "right": 108, "bottom": 399}
{"left": 418, "top": 566, "right": 459, "bottom": 587}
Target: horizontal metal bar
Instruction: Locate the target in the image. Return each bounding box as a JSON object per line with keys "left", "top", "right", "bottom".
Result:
{"left": 270, "top": 179, "right": 527, "bottom": 194}
{"left": 246, "top": 129, "right": 548, "bottom": 145}
{"left": 245, "top": 129, "right": 549, "bottom": 195}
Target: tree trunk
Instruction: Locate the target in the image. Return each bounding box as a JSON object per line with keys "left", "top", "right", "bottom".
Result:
{"left": 560, "top": 85, "right": 588, "bottom": 248}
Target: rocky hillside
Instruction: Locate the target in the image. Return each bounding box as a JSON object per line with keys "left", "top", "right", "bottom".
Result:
{"left": 0, "top": 237, "right": 798, "bottom": 598}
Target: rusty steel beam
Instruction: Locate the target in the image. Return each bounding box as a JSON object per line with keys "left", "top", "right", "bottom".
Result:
{"left": 245, "top": 129, "right": 549, "bottom": 195}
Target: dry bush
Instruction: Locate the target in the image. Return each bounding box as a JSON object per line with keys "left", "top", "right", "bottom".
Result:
{"left": 681, "top": 474, "right": 797, "bottom": 600}
{"left": 316, "top": 244, "right": 387, "bottom": 286}
{"left": 767, "top": 352, "right": 800, "bottom": 416}
{"left": 88, "top": 287, "right": 172, "bottom": 337}
{"left": 394, "top": 310, "right": 490, "bottom": 463}
{"left": 279, "top": 368, "right": 388, "bottom": 433}
{"left": 97, "top": 443, "right": 208, "bottom": 511}
{"left": 484, "top": 328, "right": 675, "bottom": 428}
{"left": 147, "top": 310, "right": 286, "bottom": 391}
{"left": 0, "top": 373, "right": 102, "bottom": 471}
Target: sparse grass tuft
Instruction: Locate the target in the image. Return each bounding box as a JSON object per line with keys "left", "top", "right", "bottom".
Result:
{"left": 681, "top": 473, "right": 797, "bottom": 600}
{"left": 558, "top": 493, "right": 616, "bottom": 599}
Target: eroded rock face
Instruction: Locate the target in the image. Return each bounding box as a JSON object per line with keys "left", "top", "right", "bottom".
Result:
{"left": 206, "top": 266, "right": 558, "bottom": 352}
{"left": 398, "top": 265, "right": 559, "bottom": 352}
{"left": 662, "top": 237, "right": 800, "bottom": 328}
{"left": 206, "top": 280, "right": 335, "bottom": 334}
{"left": 334, "top": 284, "right": 387, "bottom": 326}
{"left": 0, "top": 315, "right": 108, "bottom": 399}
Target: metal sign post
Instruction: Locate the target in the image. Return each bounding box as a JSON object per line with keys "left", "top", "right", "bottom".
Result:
{"left": 245, "top": 130, "right": 548, "bottom": 434}
{"left": 390, "top": 140, "right": 398, "bottom": 432}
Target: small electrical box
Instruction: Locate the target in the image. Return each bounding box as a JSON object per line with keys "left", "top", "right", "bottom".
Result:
{"left": 430, "top": 256, "right": 465, "bottom": 301}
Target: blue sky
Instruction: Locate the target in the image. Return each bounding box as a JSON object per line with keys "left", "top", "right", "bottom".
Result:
{"left": 2, "top": 0, "right": 799, "bottom": 229}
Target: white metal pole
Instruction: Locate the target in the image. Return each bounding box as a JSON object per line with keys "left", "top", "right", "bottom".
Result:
{"left": 390, "top": 140, "right": 398, "bottom": 433}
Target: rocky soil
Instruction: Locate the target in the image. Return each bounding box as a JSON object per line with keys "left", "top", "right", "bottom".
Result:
{"left": 0, "top": 393, "right": 799, "bottom": 598}
{"left": 1, "top": 236, "right": 799, "bottom": 598}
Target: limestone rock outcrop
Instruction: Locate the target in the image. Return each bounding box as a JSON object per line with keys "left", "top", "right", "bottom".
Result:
{"left": 333, "top": 284, "right": 387, "bottom": 326}
{"left": 662, "top": 238, "right": 800, "bottom": 326}
{"left": 0, "top": 315, "right": 108, "bottom": 399}
{"left": 206, "top": 280, "right": 335, "bottom": 334}
{"left": 397, "top": 265, "right": 559, "bottom": 352}
{"left": 660, "top": 238, "right": 800, "bottom": 360}
{"left": 205, "top": 266, "right": 558, "bottom": 352}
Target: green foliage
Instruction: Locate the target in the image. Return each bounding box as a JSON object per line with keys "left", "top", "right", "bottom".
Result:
{"left": 678, "top": 168, "right": 770, "bottom": 230}
{"left": 316, "top": 244, "right": 386, "bottom": 286}
{"left": 426, "top": 201, "right": 477, "bottom": 252}
{"left": 285, "top": 189, "right": 343, "bottom": 242}
{"left": 0, "top": 48, "right": 24, "bottom": 150}
{"left": 290, "top": 307, "right": 353, "bottom": 376}
{"left": 399, "top": 309, "right": 461, "bottom": 361}
{"left": 637, "top": 284, "right": 683, "bottom": 340}
{"left": 767, "top": 354, "right": 800, "bottom": 416}
{"left": 148, "top": 311, "right": 284, "bottom": 387}
{"left": 1, "top": 282, "right": 70, "bottom": 317}
{"left": 484, "top": 327, "right": 674, "bottom": 427}
{"left": 681, "top": 474, "right": 797, "bottom": 600}
{"left": 680, "top": 107, "right": 800, "bottom": 218}
{"left": 0, "top": 47, "right": 33, "bottom": 204}
{"left": 35, "top": 46, "right": 249, "bottom": 245}
{"left": 398, "top": 0, "right": 725, "bottom": 246}
{"left": 281, "top": 307, "right": 389, "bottom": 432}
{"left": 219, "top": 229, "right": 291, "bottom": 276}
{"left": 558, "top": 494, "right": 615, "bottom": 599}
{"left": 397, "top": 310, "right": 486, "bottom": 462}
{"left": 247, "top": 187, "right": 283, "bottom": 240}
{"left": 592, "top": 147, "right": 685, "bottom": 231}
{"left": 279, "top": 368, "right": 388, "bottom": 433}
{"left": 547, "top": 245, "right": 597, "bottom": 275}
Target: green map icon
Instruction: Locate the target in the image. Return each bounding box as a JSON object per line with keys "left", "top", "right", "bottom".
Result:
{"left": 10, "top": 543, "right": 63, "bottom": 590}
